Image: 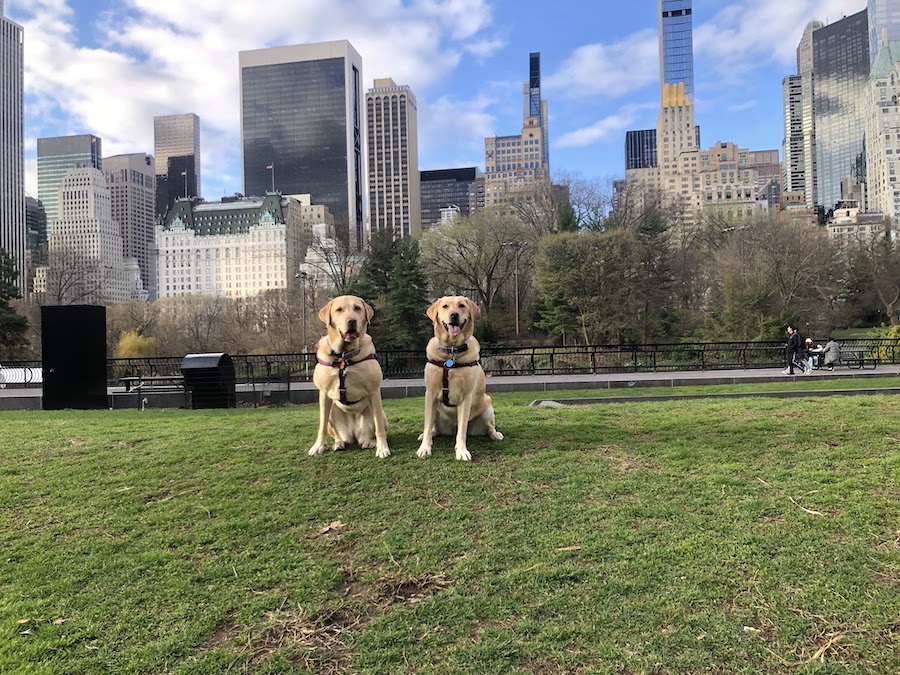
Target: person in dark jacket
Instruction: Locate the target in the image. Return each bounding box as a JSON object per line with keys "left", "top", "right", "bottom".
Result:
{"left": 782, "top": 324, "right": 810, "bottom": 375}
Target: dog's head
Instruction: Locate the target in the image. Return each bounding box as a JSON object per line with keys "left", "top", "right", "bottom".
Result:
{"left": 426, "top": 296, "right": 480, "bottom": 345}
{"left": 318, "top": 295, "right": 374, "bottom": 346}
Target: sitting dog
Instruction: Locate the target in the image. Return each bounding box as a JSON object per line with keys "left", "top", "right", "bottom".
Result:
{"left": 417, "top": 296, "right": 503, "bottom": 461}
{"left": 308, "top": 295, "right": 390, "bottom": 459}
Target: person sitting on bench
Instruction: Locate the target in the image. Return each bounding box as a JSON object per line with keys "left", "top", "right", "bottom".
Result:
{"left": 821, "top": 337, "right": 841, "bottom": 371}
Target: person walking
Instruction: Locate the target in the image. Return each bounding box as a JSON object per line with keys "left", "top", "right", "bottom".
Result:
{"left": 783, "top": 325, "right": 811, "bottom": 375}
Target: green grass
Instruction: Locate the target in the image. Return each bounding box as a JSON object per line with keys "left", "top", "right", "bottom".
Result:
{"left": 1, "top": 389, "right": 899, "bottom": 674}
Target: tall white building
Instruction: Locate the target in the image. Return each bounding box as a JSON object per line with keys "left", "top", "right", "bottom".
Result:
{"left": 0, "top": 1, "right": 25, "bottom": 293}
{"left": 366, "top": 77, "right": 421, "bottom": 239}
{"left": 45, "top": 167, "right": 128, "bottom": 305}
{"left": 104, "top": 153, "right": 156, "bottom": 298}
{"left": 864, "top": 38, "right": 900, "bottom": 220}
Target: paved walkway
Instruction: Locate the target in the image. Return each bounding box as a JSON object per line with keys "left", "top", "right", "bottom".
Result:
{"left": 2, "top": 363, "right": 900, "bottom": 410}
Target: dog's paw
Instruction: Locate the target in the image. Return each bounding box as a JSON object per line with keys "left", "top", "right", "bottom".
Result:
{"left": 490, "top": 430, "right": 504, "bottom": 441}
{"left": 416, "top": 444, "right": 432, "bottom": 459}
{"left": 332, "top": 441, "right": 346, "bottom": 451}
{"left": 360, "top": 438, "right": 377, "bottom": 449}
{"left": 308, "top": 444, "right": 326, "bottom": 456}
{"left": 455, "top": 447, "right": 472, "bottom": 462}
{"left": 375, "top": 445, "right": 391, "bottom": 459}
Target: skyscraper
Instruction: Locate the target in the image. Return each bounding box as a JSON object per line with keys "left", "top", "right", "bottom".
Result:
{"left": 366, "top": 77, "right": 421, "bottom": 239}
{"left": 868, "top": 0, "right": 900, "bottom": 67}
{"left": 781, "top": 74, "right": 806, "bottom": 195}
{"left": 623, "top": 1, "right": 696, "bottom": 174}
{"left": 420, "top": 167, "right": 483, "bottom": 230}
{"left": 813, "top": 10, "right": 869, "bottom": 215}
{"left": 239, "top": 40, "right": 365, "bottom": 249}
{"left": 484, "top": 52, "right": 550, "bottom": 207}
{"left": 0, "top": 1, "right": 25, "bottom": 293}
{"left": 153, "top": 113, "right": 200, "bottom": 221}
{"left": 37, "top": 134, "right": 102, "bottom": 240}
{"left": 104, "top": 153, "right": 156, "bottom": 298}
{"left": 659, "top": 0, "right": 694, "bottom": 102}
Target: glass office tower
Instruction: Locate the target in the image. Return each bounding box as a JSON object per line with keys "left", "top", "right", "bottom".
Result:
{"left": 0, "top": 1, "right": 25, "bottom": 292}
{"left": 239, "top": 41, "right": 365, "bottom": 249}
{"left": 37, "top": 135, "right": 102, "bottom": 240}
{"left": 869, "top": 0, "right": 900, "bottom": 67}
{"left": 659, "top": 0, "right": 694, "bottom": 101}
{"left": 813, "top": 9, "right": 869, "bottom": 214}
{"left": 154, "top": 113, "right": 200, "bottom": 221}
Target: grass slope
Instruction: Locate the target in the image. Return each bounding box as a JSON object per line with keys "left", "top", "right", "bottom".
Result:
{"left": 1, "top": 391, "right": 899, "bottom": 674}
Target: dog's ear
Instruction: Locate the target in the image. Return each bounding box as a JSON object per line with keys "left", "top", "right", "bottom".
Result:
{"left": 363, "top": 300, "right": 374, "bottom": 322}
{"left": 466, "top": 298, "right": 481, "bottom": 321}
{"left": 318, "top": 300, "right": 333, "bottom": 324}
{"left": 426, "top": 298, "right": 441, "bottom": 323}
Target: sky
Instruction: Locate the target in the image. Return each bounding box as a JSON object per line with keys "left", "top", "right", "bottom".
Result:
{"left": 7, "top": 0, "right": 870, "bottom": 201}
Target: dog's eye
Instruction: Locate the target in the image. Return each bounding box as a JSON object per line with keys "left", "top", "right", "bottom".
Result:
{"left": 335, "top": 307, "right": 343, "bottom": 313}
{"left": 353, "top": 305, "right": 361, "bottom": 312}
{"left": 441, "top": 304, "right": 448, "bottom": 309}
{"left": 458, "top": 303, "right": 465, "bottom": 309}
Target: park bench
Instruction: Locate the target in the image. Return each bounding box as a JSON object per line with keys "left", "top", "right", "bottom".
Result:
{"left": 840, "top": 348, "right": 878, "bottom": 370}
{"left": 120, "top": 375, "right": 185, "bottom": 392}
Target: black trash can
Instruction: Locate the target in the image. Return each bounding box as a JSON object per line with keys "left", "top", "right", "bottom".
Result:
{"left": 181, "top": 353, "right": 236, "bottom": 409}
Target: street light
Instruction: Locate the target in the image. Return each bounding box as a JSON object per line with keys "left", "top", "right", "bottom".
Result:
{"left": 501, "top": 241, "right": 527, "bottom": 342}
{"left": 295, "top": 270, "right": 308, "bottom": 353}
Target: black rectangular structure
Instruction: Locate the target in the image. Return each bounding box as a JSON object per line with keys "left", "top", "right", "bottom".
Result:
{"left": 181, "top": 353, "right": 236, "bottom": 409}
{"left": 41, "top": 305, "right": 107, "bottom": 410}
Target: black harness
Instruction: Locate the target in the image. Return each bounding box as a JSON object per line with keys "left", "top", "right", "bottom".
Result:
{"left": 318, "top": 344, "right": 378, "bottom": 405}
{"left": 427, "top": 340, "right": 480, "bottom": 407}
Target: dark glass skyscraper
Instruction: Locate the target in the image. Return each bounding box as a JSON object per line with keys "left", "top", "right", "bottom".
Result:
{"left": 625, "top": 129, "right": 658, "bottom": 170}
{"left": 659, "top": 0, "right": 694, "bottom": 102}
{"left": 813, "top": 9, "right": 869, "bottom": 213}
{"left": 420, "top": 168, "right": 482, "bottom": 230}
{"left": 239, "top": 41, "right": 365, "bottom": 249}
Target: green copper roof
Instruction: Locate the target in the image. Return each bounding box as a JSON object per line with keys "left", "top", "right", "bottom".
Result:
{"left": 163, "top": 193, "right": 287, "bottom": 236}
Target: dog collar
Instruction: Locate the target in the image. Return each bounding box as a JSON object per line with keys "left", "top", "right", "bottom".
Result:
{"left": 326, "top": 336, "right": 362, "bottom": 361}
{"left": 438, "top": 340, "right": 469, "bottom": 355}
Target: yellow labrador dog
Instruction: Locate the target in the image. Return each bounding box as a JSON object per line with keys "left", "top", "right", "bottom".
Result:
{"left": 417, "top": 296, "right": 503, "bottom": 461}
{"left": 308, "top": 295, "right": 390, "bottom": 459}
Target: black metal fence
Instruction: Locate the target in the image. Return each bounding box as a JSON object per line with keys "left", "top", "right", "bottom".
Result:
{"left": 3, "top": 338, "right": 900, "bottom": 391}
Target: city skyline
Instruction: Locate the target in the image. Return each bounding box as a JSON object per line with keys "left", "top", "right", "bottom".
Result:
{"left": 10, "top": 0, "right": 868, "bottom": 201}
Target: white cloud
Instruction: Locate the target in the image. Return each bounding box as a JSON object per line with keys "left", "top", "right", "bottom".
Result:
{"left": 694, "top": 0, "right": 868, "bottom": 81}
{"left": 12, "top": 0, "right": 496, "bottom": 194}
{"left": 555, "top": 103, "right": 658, "bottom": 149}
{"left": 418, "top": 94, "right": 497, "bottom": 169}
{"left": 543, "top": 29, "right": 659, "bottom": 99}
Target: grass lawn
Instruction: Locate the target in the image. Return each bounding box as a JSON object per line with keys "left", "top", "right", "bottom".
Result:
{"left": 1, "top": 388, "right": 899, "bottom": 674}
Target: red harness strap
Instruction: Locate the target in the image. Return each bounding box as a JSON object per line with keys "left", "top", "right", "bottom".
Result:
{"left": 318, "top": 352, "right": 378, "bottom": 405}
{"left": 427, "top": 359, "right": 481, "bottom": 407}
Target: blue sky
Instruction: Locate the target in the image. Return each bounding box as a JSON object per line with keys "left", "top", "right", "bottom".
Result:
{"left": 8, "top": 0, "right": 868, "bottom": 200}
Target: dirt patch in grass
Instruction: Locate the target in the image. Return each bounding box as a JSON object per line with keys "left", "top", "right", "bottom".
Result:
{"left": 199, "top": 571, "right": 453, "bottom": 670}
{"left": 595, "top": 445, "right": 660, "bottom": 474}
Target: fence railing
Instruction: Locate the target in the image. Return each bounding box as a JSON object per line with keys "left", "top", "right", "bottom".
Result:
{"left": 3, "top": 338, "right": 899, "bottom": 391}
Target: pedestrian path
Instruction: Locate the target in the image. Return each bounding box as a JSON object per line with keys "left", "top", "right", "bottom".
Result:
{"left": 2, "top": 363, "right": 900, "bottom": 410}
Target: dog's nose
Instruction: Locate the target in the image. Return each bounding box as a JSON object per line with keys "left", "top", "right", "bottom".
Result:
{"left": 450, "top": 312, "right": 460, "bottom": 323}
{"left": 348, "top": 318, "right": 358, "bottom": 329}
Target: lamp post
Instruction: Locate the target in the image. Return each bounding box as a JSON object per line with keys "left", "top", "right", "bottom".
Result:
{"left": 295, "top": 270, "right": 308, "bottom": 353}
{"left": 502, "top": 241, "right": 527, "bottom": 342}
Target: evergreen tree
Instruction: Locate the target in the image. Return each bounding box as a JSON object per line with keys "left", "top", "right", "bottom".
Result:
{"left": 381, "top": 237, "right": 431, "bottom": 350}
{"left": 0, "top": 249, "right": 29, "bottom": 359}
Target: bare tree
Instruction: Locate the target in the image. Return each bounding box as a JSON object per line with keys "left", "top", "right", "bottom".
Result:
{"left": 420, "top": 210, "right": 528, "bottom": 313}
{"left": 44, "top": 249, "right": 108, "bottom": 306}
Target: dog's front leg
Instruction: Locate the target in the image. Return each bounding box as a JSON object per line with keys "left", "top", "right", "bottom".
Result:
{"left": 417, "top": 393, "right": 437, "bottom": 458}
{"left": 369, "top": 391, "right": 391, "bottom": 459}
{"left": 308, "top": 390, "right": 333, "bottom": 456}
{"left": 454, "top": 395, "right": 474, "bottom": 461}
